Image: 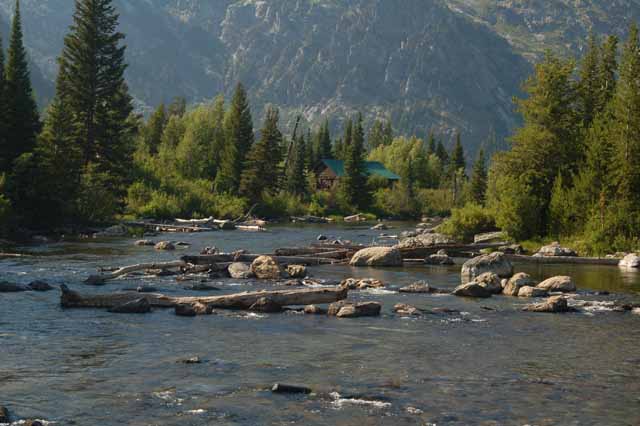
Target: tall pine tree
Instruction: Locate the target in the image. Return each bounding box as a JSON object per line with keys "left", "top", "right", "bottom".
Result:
{"left": 55, "top": 0, "right": 133, "bottom": 182}
{"left": 216, "top": 83, "right": 254, "bottom": 194}
{"left": 0, "top": 31, "right": 6, "bottom": 173}
{"left": 2, "top": 0, "right": 40, "bottom": 173}
{"left": 239, "top": 107, "right": 282, "bottom": 202}
{"left": 341, "top": 114, "right": 369, "bottom": 210}
{"left": 469, "top": 148, "right": 487, "bottom": 205}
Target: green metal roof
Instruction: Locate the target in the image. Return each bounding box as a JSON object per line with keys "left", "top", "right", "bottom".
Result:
{"left": 321, "top": 159, "right": 400, "bottom": 180}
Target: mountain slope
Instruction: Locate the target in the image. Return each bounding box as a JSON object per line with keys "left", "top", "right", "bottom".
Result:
{"left": 0, "top": 0, "right": 635, "bottom": 151}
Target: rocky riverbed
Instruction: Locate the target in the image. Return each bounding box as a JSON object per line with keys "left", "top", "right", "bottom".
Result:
{"left": 1, "top": 223, "right": 640, "bottom": 425}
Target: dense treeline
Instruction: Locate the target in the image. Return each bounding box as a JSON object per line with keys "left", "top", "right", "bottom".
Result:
{"left": 485, "top": 25, "right": 640, "bottom": 253}
{"left": 2, "top": 0, "right": 638, "bottom": 255}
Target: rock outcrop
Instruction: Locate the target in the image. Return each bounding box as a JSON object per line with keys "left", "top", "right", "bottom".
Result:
{"left": 452, "top": 282, "right": 493, "bottom": 298}
{"left": 461, "top": 252, "right": 513, "bottom": 281}
{"left": 503, "top": 272, "right": 537, "bottom": 296}
{"left": 536, "top": 276, "right": 576, "bottom": 293}
{"left": 534, "top": 242, "right": 577, "bottom": 257}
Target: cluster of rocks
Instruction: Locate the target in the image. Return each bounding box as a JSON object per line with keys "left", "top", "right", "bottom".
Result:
{"left": 619, "top": 253, "right": 640, "bottom": 268}
{"left": 424, "top": 249, "right": 455, "bottom": 265}
{"left": 396, "top": 233, "right": 455, "bottom": 250}
{"left": 340, "top": 278, "right": 385, "bottom": 290}
{"left": 533, "top": 242, "right": 577, "bottom": 257}
{"left": 135, "top": 240, "right": 191, "bottom": 250}
{"left": 226, "top": 256, "right": 308, "bottom": 281}
{"left": 398, "top": 281, "right": 448, "bottom": 294}
{"left": 454, "top": 252, "right": 578, "bottom": 312}
{"left": 0, "top": 406, "right": 43, "bottom": 426}
{"left": 0, "top": 280, "right": 54, "bottom": 293}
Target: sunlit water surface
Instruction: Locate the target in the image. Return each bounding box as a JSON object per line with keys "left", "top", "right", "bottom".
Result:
{"left": 1, "top": 224, "right": 640, "bottom": 425}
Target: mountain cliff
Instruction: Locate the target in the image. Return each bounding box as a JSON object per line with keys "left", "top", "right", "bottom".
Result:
{"left": 0, "top": 0, "right": 637, "bottom": 149}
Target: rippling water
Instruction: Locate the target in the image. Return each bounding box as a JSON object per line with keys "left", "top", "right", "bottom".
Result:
{"left": 1, "top": 224, "right": 640, "bottom": 425}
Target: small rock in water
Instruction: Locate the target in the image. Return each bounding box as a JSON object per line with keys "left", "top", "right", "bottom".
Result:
{"left": 304, "top": 305, "right": 327, "bottom": 315}
{"left": 340, "top": 278, "right": 385, "bottom": 290}
{"left": 536, "top": 276, "right": 576, "bottom": 293}
{"left": 317, "top": 234, "right": 328, "bottom": 241}
{"left": 249, "top": 297, "right": 282, "bottom": 313}
{"left": 137, "top": 285, "right": 158, "bottom": 293}
{"left": 27, "top": 281, "right": 54, "bottom": 291}
{"left": 398, "top": 281, "right": 447, "bottom": 294}
{"left": 518, "top": 286, "right": 548, "bottom": 298}
{"left": 175, "top": 241, "right": 191, "bottom": 247}
{"left": 503, "top": 272, "right": 537, "bottom": 296}
{"left": 228, "top": 262, "right": 254, "bottom": 279}
{"left": 154, "top": 241, "right": 175, "bottom": 251}
{"left": 201, "top": 246, "right": 219, "bottom": 255}
{"left": 271, "top": 383, "right": 312, "bottom": 394}
{"left": 0, "top": 281, "right": 29, "bottom": 292}
{"left": 0, "top": 406, "right": 10, "bottom": 423}
{"left": 108, "top": 298, "right": 152, "bottom": 314}
{"left": 251, "top": 256, "right": 282, "bottom": 280}
{"left": 452, "top": 282, "right": 492, "bottom": 298}
{"left": 522, "top": 296, "right": 576, "bottom": 313}
{"left": 286, "top": 264, "right": 307, "bottom": 279}
{"left": 175, "top": 302, "right": 214, "bottom": 316}
{"left": 179, "top": 356, "right": 203, "bottom": 364}
{"left": 135, "top": 239, "right": 156, "bottom": 246}
{"left": 393, "top": 303, "right": 422, "bottom": 316}
{"left": 473, "top": 272, "right": 503, "bottom": 294}
{"left": 331, "top": 301, "right": 382, "bottom": 318}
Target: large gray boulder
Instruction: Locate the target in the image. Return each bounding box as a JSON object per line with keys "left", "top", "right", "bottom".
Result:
{"left": 536, "top": 276, "right": 576, "bottom": 293}
{"left": 461, "top": 252, "right": 513, "bottom": 281}
{"left": 503, "top": 272, "right": 537, "bottom": 296}
{"left": 228, "top": 262, "right": 254, "bottom": 279}
{"left": 397, "top": 233, "right": 455, "bottom": 249}
{"left": 473, "top": 272, "right": 503, "bottom": 294}
{"left": 251, "top": 256, "right": 282, "bottom": 280}
{"left": 350, "top": 247, "right": 403, "bottom": 267}
{"left": 619, "top": 253, "right": 640, "bottom": 268}
{"left": 452, "top": 282, "right": 492, "bottom": 298}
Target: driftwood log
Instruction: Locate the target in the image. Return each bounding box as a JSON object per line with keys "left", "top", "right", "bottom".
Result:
{"left": 86, "top": 260, "right": 187, "bottom": 285}
{"left": 126, "top": 221, "right": 216, "bottom": 233}
{"left": 60, "top": 285, "right": 348, "bottom": 310}
{"left": 182, "top": 254, "right": 341, "bottom": 266}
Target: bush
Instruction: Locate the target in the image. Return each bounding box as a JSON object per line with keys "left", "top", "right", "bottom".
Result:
{"left": 414, "top": 188, "right": 454, "bottom": 217}
{"left": 76, "top": 168, "right": 120, "bottom": 224}
{"left": 439, "top": 203, "right": 497, "bottom": 243}
{"left": 373, "top": 186, "right": 418, "bottom": 218}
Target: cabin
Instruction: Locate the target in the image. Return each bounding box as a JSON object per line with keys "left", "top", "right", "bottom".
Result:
{"left": 316, "top": 159, "right": 401, "bottom": 190}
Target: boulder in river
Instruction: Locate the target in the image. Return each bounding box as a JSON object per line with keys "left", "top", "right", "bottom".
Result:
{"left": 108, "top": 298, "right": 152, "bottom": 314}
{"left": 536, "top": 276, "right": 576, "bottom": 293}
{"left": 27, "top": 281, "right": 54, "bottom": 291}
{"left": 228, "top": 262, "right": 254, "bottom": 279}
{"left": 251, "top": 256, "right": 282, "bottom": 280}
{"left": 461, "top": 252, "right": 513, "bottom": 281}
{"left": 0, "top": 281, "right": 28, "bottom": 292}
{"left": 517, "top": 286, "right": 548, "bottom": 298}
{"left": 304, "top": 304, "right": 327, "bottom": 315}
{"left": 452, "top": 282, "right": 493, "bottom": 298}
{"left": 334, "top": 301, "right": 382, "bottom": 318}
{"left": 249, "top": 297, "right": 283, "bottom": 313}
{"left": 522, "top": 296, "right": 576, "bottom": 313}
{"left": 534, "top": 242, "right": 577, "bottom": 257}
{"left": 175, "top": 302, "right": 215, "bottom": 316}
{"left": 619, "top": 253, "right": 640, "bottom": 268}
{"left": 340, "top": 278, "right": 385, "bottom": 290}
{"left": 271, "top": 383, "right": 312, "bottom": 394}
{"left": 350, "top": 246, "right": 403, "bottom": 267}
{"left": 135, "top": 239, "right": 156, "bottom": 246}
{"left": 473, "top": 272, "right": 503, "bottom": 294}
{"left": 154, "top": 241, "right": 176, "bottom": 251}
{"left": 286, "top": 264, "right": 307, "bottom": 279}
{"left": 503, "top": 272, "right": 537, "bottom": 296}
{"left": 393, "top": 303, "right": 422, "bottom": 316}
{"left": 425, "top": 250, "right": 455, "bottom": 265}
{"left": 398, "top": 281, "right": 447, "bottom": 294}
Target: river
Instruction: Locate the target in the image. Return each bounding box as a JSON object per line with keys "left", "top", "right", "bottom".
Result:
{"left": 1, "top": 224, "right": 640, "bottom": 425}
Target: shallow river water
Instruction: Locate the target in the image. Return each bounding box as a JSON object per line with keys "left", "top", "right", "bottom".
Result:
{"left": 1, "top": 224, "right": 640, "bottom": 426}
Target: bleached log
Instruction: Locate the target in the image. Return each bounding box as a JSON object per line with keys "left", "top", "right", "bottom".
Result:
{"left": 175, "top": 217, "right": 214, "bottom": 225}
{"left": 60, "top": 285, "right": 348, "bottom": 310}
{"left": 236, "top": 225, "right": 267, "bottom": 232}
{"left": 86, "top": 260, "right": 187, "bottom": 285}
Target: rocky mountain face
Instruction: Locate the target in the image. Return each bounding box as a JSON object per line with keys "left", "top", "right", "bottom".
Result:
{"left": 0, "top": 0, "right": 636, "bottom": 151}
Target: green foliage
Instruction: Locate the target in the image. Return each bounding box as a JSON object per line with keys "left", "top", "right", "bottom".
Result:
{"left": 75, "top": 165, "right": 120, "bottom": 224}
{"left": 439, "top": 203, "right": 496, "bottom": 243}
{"left": 340, "top": 115, "right": 370, "bottom": 210}
{"left": 469, "top": 148, "right": 487, "bottom": 205}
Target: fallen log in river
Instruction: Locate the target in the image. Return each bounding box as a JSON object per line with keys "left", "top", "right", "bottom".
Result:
{"left": 182, "top": 254, "right": 342, "bottom": 266}
{"left": 60, "top": 284, "right": 348, "bottom": 310}
{"left": 86, "top": 260, "right": 187, "bottom": 285}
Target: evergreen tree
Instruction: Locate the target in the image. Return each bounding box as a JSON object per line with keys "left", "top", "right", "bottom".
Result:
{"left": 383, "top": 120, "right": 393, "bottom": 146}
{"left": 239, "top": 107, "right": 282, "bottom": 202}
{"left": 0, "top": 31, "right": 6, "bottom": 172}
{"left": 216, "top": 83, "right": 254, "bottom": 193}
{"left": 367, "top": 119, "right": 385, "bottom": 149}
{"left": 426, "top": 130, "right": 436, "bottom": 156}
{"left": 318, "top": 119, "right": 332, "bottom": 160}
{"left": 167, "top": 96, "right": 186, "bottom": 118}
{"left": 578, "top": 33, "right": 602, "bottom": 126}
{"left": 142, "top": 104, "right": 167, "bottom": 154}
{"left": 56, "top": 0, "right": 133, "bottom": 183}
{"left": 341, "top": 114, "right": 369, "bottom": 209}
{"left": 449, "top": 133, "right": 466, "bottom": 175}
{"left": 2, "top": 0, "right": 40, "bottom": 173}
{"left": 598, "top": 35, "right": 619, "bottom": 110}
{"left": 337, "top": 119, "right": 353, "bottom": 160}
{"left": 286, "top": 133, "right": 307, "bottom": 196}
{"left": 435, "top": 140, "right": 449, "bottom": 167}
{"left": 469, "top": 148, "right": 487, "bottom": 205}
{"left": 611, "top": 24, "right": 640, "bottom": 210}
